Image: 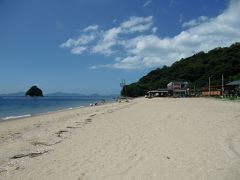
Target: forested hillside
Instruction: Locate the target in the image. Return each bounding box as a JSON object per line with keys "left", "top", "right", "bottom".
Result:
{"left": 124, "top": 42, "right": 240, "bottom": 97}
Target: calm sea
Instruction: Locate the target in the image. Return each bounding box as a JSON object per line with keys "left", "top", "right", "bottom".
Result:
{"left": 0, "top": 96, "right": 116, "bottom": 121}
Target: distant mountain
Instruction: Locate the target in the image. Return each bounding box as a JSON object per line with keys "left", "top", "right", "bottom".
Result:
{"left": 0, "top": 92, "right": 118, "bottom": 97}
{"left": 46, "top": 92, "right": 117, "bottom": 97}
{"left": 123, "top": 42, "right": 240, "bottom": 97}
{"left": 46, "top": 92, "right": 86, "bottom": 97}
{"left": 89, "top": 93, "right": 101, "bottom": 97}
{"left": 0, "top": 92, "right": 25, "bottom": 96}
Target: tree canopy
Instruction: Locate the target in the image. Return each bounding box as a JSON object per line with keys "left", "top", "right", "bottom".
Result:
{"left": 123, "top": 42, "right": 240, "bottom": 97}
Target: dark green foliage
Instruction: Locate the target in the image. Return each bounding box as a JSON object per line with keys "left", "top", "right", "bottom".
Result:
{"left": 123, "top": 42, "right": 240, "bottom": 97}
{"left": 25, "top": 86, "right": 43, "bottom": 97}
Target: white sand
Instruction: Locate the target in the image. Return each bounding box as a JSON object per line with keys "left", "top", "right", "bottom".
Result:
{"left": 0, "top": 98, "right": 240, "bottom": 180}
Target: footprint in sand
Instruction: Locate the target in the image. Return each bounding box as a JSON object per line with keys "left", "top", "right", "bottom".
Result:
{"left": 78, "top": 172, "right": 86, "bottom": 180}
{"left": 226, "top": 136, "right": 240, "bottom": 158}
{"left": 85, "top": 118, "right": 92, "bottom": 123}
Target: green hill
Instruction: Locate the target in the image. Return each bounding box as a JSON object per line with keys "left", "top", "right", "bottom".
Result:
{"left": 123, "top": 42, "right": 240, "bottom": 97}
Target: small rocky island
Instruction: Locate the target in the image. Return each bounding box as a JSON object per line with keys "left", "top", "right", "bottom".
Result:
{"left": 25, "top": 85, "right": 43, "bottom": 97}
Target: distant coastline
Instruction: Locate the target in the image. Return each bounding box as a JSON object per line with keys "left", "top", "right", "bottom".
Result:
{"left": 0, "top": 92, "right": 119, "bottom": 97}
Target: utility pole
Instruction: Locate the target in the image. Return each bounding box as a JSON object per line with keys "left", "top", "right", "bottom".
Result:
{"left": 209, "top": 76, "right": 211, "bottom": 96}
{"left": 194, "top": 85, "right": 196, "bottom": 96}
{"left": 125, "top": 84, "right": 127, "bottom": 98}
{"left": 222, "top": 74, "right": 224, "bottom": 97}
{"left": 120, "top": 79, "right": 127, "bottom": 97}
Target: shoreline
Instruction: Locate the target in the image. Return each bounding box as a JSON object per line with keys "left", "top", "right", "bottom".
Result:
{"left": 0, "top": 98, "right": 116, "bottom": 122}
{"left": 0, "top": 97, "right": 239, "bottom": 180}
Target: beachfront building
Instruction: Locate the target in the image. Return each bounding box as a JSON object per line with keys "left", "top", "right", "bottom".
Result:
{"left": 225, "top": 80, "right": 240, "bottom": 97}
{"left": 146, "top": 81, "right": 189, "bottom": 98}
{"left": 167, "top": 81, "right": 188, "bottom": 96}
{"left": 202, "top": 85, "right": 221, "bottom": 96}
{"left": 201, "top": 80, "right": 240, "bottom": 97}
{"left": 147, "top": 89, "right": 170, "bottom": 98}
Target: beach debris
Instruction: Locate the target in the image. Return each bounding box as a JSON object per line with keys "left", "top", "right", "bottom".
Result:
{"left": 0, "top": 132, "right": 22, "bottom": 143}
{"left": 31, "top": 140, "right": 62, "bottom": 146}
{"left": 89, "top": 114, "right": 96, "bottom": 117}
{"left": 75, "top": 121, "right": 84, "bottom": 125}
{"left": 11, "top": 154, "right": 27, "bottom": 159}
{"left": 66, "top": 126, "right": 79, "bottom": 129}
{"left": 75, "top": 122, "right": 85, "bottom": 127}
{"left": 0, "top": 168, "right": 7, "bottom": 173}
{"left": 11, "top": 150, "right": 51, "bottom": 159}
{"left": 55, "top": 130, "right": 68, "bottom": 137}
{"left": 166, "top": 156, "right": 171, "bottom": 159}
{"left": 107, "top": 110, "right": 114, "bottom": 113}
{"left": 75, "top": 121, "right": 83, "bottom": 124}
{"left": 31, "top": 141, "right": 49, "bottom": 146}
{"left": 78, "top": 172, "right": 86, "bottom": 180}
{"left": 85, "top": 118, "right": 92, "bottom": 123}
{"left": 15, "top": 166, "right": 25, "bottom": 171}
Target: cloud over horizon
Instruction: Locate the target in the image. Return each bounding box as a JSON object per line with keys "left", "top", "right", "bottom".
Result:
{"left": 60, "top": 0, "right": 240, "bottom": 70}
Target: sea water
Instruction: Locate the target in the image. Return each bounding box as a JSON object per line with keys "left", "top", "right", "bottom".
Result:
{"left": 0, "top": 96, "right": 116, "bottom": 121}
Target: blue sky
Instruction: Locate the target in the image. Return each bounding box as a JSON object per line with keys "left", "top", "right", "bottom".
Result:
{"left": 0, "top": 0, "right": 239, "bottom": 95}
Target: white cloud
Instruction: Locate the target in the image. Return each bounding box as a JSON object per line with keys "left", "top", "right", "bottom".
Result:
{"left": 92, "top": 16, "right": 153, "bottom": 56}
{"left": 61, "top": 16, "right": 153, "bottom": 56}
{"left": 71, "top": 46, "right": 87, "bottom": 54}
{"left": 60, "top": 34, "right": 95, "bottom": 48}
{"left": 89, "top": 65, "right": 97, "bottom": 69}
{"left": 60, "top": 38, "right": 76, "bottom": 48}
{"left": 110, "top": 56, "right": 142, "bottom": 70}
{"left": 182, "top": 16, "right": 209, "bottom": 28}
{"left": 120, "top": 16, "right": 153, "bottom": 33}
{"left": 60, "top": 0, "right": 240, "bottom": 70}
{"left": 83, "top": 25, "right": 99, "bottom": 32}
{"left": 152, "top": 27, "right": 158, "bottom": 33}
{"left": 91, "top": 27, "right": 121, "bottom": 55}
{"left": 143, "top": 0, "right": 152, "bottom": 7}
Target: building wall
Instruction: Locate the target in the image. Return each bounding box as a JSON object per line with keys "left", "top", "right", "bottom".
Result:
{"left": 167, "top": 82, "right": 188, "bottom": 90}
{"left": 202, "top": 91, "right": 221, "bottom": 96}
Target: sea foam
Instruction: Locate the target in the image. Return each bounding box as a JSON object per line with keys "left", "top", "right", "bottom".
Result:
{"left": 2, "top": 114, "right": 31, "bottom": 121}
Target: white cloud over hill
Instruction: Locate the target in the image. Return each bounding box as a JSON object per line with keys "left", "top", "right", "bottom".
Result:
{"left": 60, "top": 0, "right": 240, "bottom": 70}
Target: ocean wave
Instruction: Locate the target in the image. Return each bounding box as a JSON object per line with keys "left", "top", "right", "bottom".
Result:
{"left": 2, "top": 114, "right": 31, "bottom": 120}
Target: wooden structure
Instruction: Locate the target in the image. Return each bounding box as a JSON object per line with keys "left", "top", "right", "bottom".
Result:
{"left": 202, "top": 85, "right": 221, "bottom": 96}
{"left": 147, "top": 89, "right": 170, "bottom": 98}
{"left": 225, "top": 80, "right": 240, "bottom": 96}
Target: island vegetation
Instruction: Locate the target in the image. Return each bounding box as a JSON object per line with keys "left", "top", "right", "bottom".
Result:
{"left": 25, "top": 85, "right": 43, "bottom": 97}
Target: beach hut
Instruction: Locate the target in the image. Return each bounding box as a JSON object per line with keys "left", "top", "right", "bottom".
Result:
{"left": 201, "top": 85, "right": 222, "bottom": 96}
{"left": 147, "top": 89, "right": 170, "bottom": 98}
{"left": 225, "top": 80, "right": 240, "bottom": 96}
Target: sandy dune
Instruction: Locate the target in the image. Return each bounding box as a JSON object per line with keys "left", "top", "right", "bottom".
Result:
{"left": 0, "top": 98, "right": 240, "bottom": 180}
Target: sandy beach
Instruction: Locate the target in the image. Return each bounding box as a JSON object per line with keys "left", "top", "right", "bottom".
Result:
{"left": 0, "top": 97, "right": 240, "bottom": 180}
